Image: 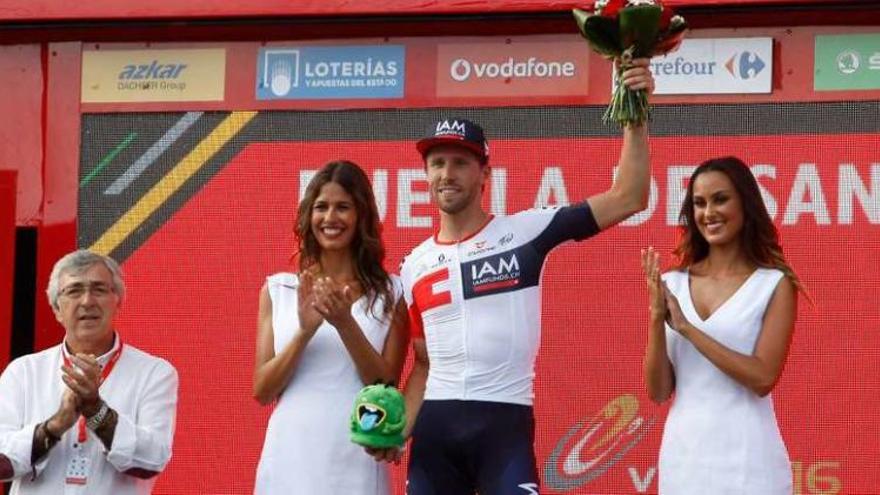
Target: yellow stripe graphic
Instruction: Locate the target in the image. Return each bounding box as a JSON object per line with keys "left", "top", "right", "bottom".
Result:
{"left": 90, "top": 111, "right": 258, "bottom": 255}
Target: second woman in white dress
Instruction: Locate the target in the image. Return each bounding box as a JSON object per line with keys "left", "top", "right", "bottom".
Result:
{"left": 642, "top": 156, "right": 803, "bottom": 494}
{"left": 252, "top": 160, "right": 409, "bottom": 495}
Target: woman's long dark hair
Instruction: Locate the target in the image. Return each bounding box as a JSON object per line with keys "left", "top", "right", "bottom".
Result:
{"left": 673, "top": 156, "right": 804, "bottom": 293}
{"left": 295, "top": 160, "right": 394, "bottom": 319}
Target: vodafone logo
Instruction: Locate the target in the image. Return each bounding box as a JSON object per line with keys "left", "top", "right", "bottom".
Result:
{"left": 450, "top": 59, "right": 471, "bottom": 81}
{"left": 449, "top": 56, "right": 577, "bottom": 82}
{"left": 436, "top": 40, "right": 589, "bottom": 98}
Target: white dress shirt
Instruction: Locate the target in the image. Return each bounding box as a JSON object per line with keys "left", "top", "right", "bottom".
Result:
{"left": 0, "top": 335, "right": 178, "bottom": 494}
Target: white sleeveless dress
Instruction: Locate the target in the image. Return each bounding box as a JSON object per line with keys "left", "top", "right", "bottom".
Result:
{"left": 254, "top": 273, "right": 401, "bottom": 495}
{"left": 659, "top": 268, "right": 792, "bottom": 495}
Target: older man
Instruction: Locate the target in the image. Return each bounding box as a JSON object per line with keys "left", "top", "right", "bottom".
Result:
{"left": 0, "top": 249, "right": 178, "bottom": 494}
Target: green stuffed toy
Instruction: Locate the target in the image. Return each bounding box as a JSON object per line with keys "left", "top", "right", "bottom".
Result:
{"left": 350, "top": 383, "right": 406, "bottom": 449}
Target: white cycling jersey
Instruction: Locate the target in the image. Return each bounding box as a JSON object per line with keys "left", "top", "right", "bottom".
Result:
{"left": 400, "top": 203, "right": 600, "bottom": 405}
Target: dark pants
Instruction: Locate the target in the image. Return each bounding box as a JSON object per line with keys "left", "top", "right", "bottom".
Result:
{"left": 407, "top": 400, "right": 540, "bottom": 495}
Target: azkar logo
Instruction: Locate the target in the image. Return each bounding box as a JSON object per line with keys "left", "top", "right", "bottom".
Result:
{"left": 118, "top": 60, "right": 188, "bottom": 80}
{"left": 544, "top": 394, "right": 655, "bottom": 492}
{"left": 117, "top": 60, "right": 188, "bottom": 90}
{"left": 725, "top": 51, "right": 766, "bottom": 80}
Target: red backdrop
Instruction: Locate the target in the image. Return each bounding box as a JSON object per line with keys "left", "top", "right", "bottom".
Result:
{"left": 100, "top": 131, "right": 878, "bottom": 494}
{"left": 1, "top": 8, "right": 877, "bottom": 494}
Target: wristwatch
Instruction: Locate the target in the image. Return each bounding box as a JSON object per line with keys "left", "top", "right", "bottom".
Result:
{"left": 85, "top": 401, "right": 110, "bottom": 430}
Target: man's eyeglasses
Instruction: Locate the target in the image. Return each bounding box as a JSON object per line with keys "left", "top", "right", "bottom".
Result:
{"left": 58, "top": 283, "right": 115, "bottom": 300}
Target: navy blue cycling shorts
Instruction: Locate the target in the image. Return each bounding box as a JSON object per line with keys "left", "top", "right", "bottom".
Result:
{"left": 406, "top": 400, "right": 540, "bottom": 495}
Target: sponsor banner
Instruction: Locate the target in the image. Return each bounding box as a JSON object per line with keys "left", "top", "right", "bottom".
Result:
{"left": 81, "top": 49, "right": 226, "bottom": 103}
{"left": 256, "top": 45, "right": 405, "bottom": 100}
{"left": 436, "top": 41, "right": 589, "bottom": 98}
{"left": 647, "top": 37, "right": 773, "bottom": 94}
{"left": 814, "top": 33, "right": 880, "bottom": 90}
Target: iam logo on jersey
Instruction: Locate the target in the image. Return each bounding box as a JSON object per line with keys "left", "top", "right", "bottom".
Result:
{"left": 544, "top": 394, "right": 655, "bottom": 491}
{"left": 467, "top": 252, "right": 521, "bottom": 294}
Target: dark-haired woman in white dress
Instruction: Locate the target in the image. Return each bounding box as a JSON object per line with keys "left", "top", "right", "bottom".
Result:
{"left": 642, "top": 156, "right": 804, "bottom": 495}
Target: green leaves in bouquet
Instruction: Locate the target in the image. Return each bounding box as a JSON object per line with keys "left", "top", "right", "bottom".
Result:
{"left": 619, "top": 4, "right": 662, "bottom": 57}
{"left": 572, "top": 1, "right": 690, "bottom": 127}
{"left": 573, "top": 8, "right": 621, "bottom": 58}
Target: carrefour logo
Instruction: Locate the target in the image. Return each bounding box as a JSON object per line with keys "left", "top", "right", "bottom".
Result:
{"left": 725, "top": 51, "right": 766, "bottom": 80}
{"left": 649, "top": 57, "right": 716, "bottom": 76}
{"left": 449, "top": 56, "right": 576, "bottom": 82}
{"left": 650, "top": 38, "right": 772, "bottom": 94}
{"left": 256, "top": 45, "right": 405, "bottom": 100}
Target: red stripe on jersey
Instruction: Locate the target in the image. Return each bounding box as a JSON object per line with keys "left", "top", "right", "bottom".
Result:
{"left": 410, "top": 268, "right": 452, "bottom": 338}
{"left": 413, "top": 268, "right": 452, "bottom": 311}
{"left": 473, "top": 278, "right": 519, "bottom": 293}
